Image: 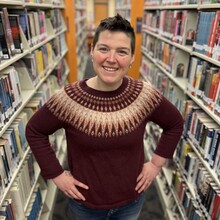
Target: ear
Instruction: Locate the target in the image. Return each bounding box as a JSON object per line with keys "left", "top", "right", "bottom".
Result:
{"left": 130, "top": 54, "right": 135, "bottom": 65}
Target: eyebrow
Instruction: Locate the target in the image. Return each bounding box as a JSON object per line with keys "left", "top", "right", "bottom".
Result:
{"left": 97, "top": 44, "right": 131, "bottom": 52}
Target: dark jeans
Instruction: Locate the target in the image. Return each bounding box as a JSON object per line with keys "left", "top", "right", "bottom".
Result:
{"left": 68, "top": 193, "right": 145, "bottom": 220}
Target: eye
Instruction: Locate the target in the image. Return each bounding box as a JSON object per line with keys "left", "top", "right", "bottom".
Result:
{"left": 98, "top": 47, "right": 108, "bottom": 53}
{"left": 118, "top": 50, "right": 129, "bottom": 56}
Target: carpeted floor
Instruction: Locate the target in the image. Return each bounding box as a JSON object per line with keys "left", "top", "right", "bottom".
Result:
{"left": 52, "top": 58, "right": 166, "bottom": 220}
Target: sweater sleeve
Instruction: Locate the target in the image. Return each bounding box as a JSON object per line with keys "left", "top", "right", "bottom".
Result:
{"left": 25, "top": 103, "right": 66, "bottom": 179}
{"left": 149, "top": 95, "right": 184, "bottom": 158}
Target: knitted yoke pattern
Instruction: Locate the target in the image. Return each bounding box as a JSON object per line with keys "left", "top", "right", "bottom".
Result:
{"left": 46, "top": 77, "right": 162, "bottom": 138}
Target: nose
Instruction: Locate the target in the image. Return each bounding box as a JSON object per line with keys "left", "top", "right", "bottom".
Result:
{"left": 106, "top": 51, "right": 116, "bottom": 62}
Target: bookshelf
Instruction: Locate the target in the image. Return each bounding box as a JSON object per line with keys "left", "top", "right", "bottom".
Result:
{"left": 64, "top": 0, "right": 89, "bottom": 82}
{"left": 141, "top": 0, "right": 220, "bottom": 219}
{"left": 75, "top": 0, "right": 89, "bottom": 80}
{"left": 0, "top": 0, "right": 69, "bottom": 219}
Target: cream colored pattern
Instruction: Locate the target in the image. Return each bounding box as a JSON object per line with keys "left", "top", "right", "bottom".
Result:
{"left": 47, "top": 80, "right": 162, "bottom": 137}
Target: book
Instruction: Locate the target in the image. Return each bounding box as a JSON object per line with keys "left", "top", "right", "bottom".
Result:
{"left": 2, "top": 129, "right": 20, "bottom": 166}
{"left": 209, "top": 129, "right": 220, "bottom": 168}
{"left": 210, "top": 192, "right": 220, "bottom": 219}
{"left": 203, "top": 67, "right": 219, "bottom": 103}
{"left": 172, "top": 49, "right": 190, "bottom": 78}
{"left": 201, "top": 122, "right": 219, "bottom": 158}
{"left": 212, "top": 71, "right": 220, "bottom": 104}
{"left": 34, "top": 48, "right": 45, "bottom": 77}
{"left": 198, "top": 61, "right": 211, "bottom": 94}
{"left": 206, "top": 11, "right": 220, "bottom": 57}
{"left": 31, "top": 11, "right": 41, "bottom": 43}
{"left": 2, "top": 199, "right": 14, "bottom": 220}
{"left": 38, "top": 10, "right": 47, "bottom": 41}
{"left": 187, "top": 56, "right": 200, "bottom": 94}
{"left": 8, "top": 14, "right": 23, "bottom": 54}
{"left": 0, "top": 76, "right": 14, "bottom": 123}
{"left": 1, "top": 8, "right": 16, "bottom": 56}
{"left": 0, "top": 138, "right": 14, "bottom": 180}
{"left": 0, "top": 150, "right": 7, "bottom": 187}
{"left": 27, "top": 12, "right": 37, "bottom": 46}
{"left": 13, "top": 9, "right": 32, "bottom": 47}
{"left": 0, "top": 78, "right": 9, "bottom": 123}
{"left": 0, "top": 12, "right": 11, "bottom": 59}
{"left": 211, "top": 11, "right": 220, "bottom": 61}
{"left": 0, "top": 146, "right": 10, "bottom": 185}
{"left": 9, "top": 184, "right": 25, "bottom": 220}
{"left": 185, "top": 152, "right": 198, "bottom": 183}
{"left": 9, "top": 123, "right": 24, "bottom": 159}
{"left": 1, "top": 66, "right": 22, "bottom": 111}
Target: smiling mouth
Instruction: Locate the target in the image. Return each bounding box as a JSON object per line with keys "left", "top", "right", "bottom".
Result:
{"left": 103, "top": 66, "right": 119, "bottom": 72}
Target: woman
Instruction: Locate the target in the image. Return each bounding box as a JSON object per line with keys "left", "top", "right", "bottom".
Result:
{"left": 26, "top": 14, "right": 184, "bottom": 220}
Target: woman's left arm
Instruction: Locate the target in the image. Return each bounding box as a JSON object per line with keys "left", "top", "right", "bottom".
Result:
{"left": 136, "top": 95, "right": 184, "bottom": 193}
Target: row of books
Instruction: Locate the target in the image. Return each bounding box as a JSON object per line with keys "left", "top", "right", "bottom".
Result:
{"left": 0, "top": 153, "right": 36, "bottom": 220}
{"left": 157, "top": 170, "right": 183, "bottom": 219}
{"left": 52, "top": 33, "right": 67, "bottom": 59}
{"left": 24, "top": 0, "right": 48, "bottom": 3}
{"left": 173, "top": 159, "right": 220, "bottom": 220}
{"left": 143, "top": 9, "right": 220, "bottom": 62}
{"left": 144, "top": 123, "right": 195, "bottom": 219}
{"left": 159, "top": 10, "right": 196, "bottom": 46}
{"left": 143, "top": 10, "right": 197, "bottom": 46}
{"left": 0, "top": 110, "right": 32, "bottom": 191}
{"left": 193, "top": 11, "right": 220, "bottom": 61}
{"left": 0, "top": 66, "right": 23, "bottom": 130}
{"left": 160, "top": 0, "right": 198, "bottom": 4}
{"left": 182, "top": 100, "right": 220, "bottom": 174}
{"left": 143, "top": 123, "right": 184, "bottom": 218}
{"left": 0, "top": 8, "right": 23, "bottom": 61}
{"left": 51, "top": 58, "right": 68, "bottom": 87}
{"left": 140, "top": 58, "right": 187, "bottom": 113}
{"left": 52, "top": 0, "right": 64, "bottom": 6}
{"left": 144, "top": 0, "right": 219, "bottom": 5}
{"left": 141, "top": 43, "right": 220, "bottom": 117}
{"left": 0, "top": 77, "right": 56, "bottom": 195}
{"left": 46, "top": 9, "right": 63, "bottom": 34}
{"left": 0, "top": 49, "right": 46, "bottom": 129}
{"left": 0, "top": 77, "right": 61, "bottom": 217}
{"left": 25, "top": 186, "right": 43, "bottom": 220}
{"left": 142, "top": 35, "right": 190, "bottom": 77}
{"left": 0, "top": 7, "right": 64, "bottom": 63}
{"left": 172, "top": 169, "right": 220, "bottom": 220}
{"left": 187, "top": 57, "right": 220, "bottom": 115}
{"left": 25, "top": 185, "right": 42, "bottom": 220}
{"left": 0, "top": 7, "right": 48, "bottom": 60}
{"left": 172, "top": 171, "right": 201, "bottom": 219}
{"left": 0, "top": 34, "right": 67, "bottom": 131}
{"left": 144, "top": 98, "right": 220, "bottom": 219}
{"left": 15, "top": 44, "right": 52, "bottom": 88}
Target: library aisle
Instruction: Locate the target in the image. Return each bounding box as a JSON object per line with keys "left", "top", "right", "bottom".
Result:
{"left": 1, "top": 0, "right": 220, "bottom": 219}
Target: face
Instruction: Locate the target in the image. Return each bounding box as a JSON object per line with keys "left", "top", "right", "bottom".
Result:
{"left": 90, "top": 30, "right": 135, "bottom": 90}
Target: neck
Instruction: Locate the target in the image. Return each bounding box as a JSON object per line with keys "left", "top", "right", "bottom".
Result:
{"left": 87, "top": 76, "right": 123, "bottom": 91}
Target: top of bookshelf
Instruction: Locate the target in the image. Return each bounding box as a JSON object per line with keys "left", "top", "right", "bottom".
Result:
{"left": 0, "top": 0, "right": 65, "bottom": 8}
{"left": 144, "top": 3, "right": 220, "bottom": 10}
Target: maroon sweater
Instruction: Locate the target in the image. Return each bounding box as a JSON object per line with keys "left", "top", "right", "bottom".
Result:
{"left": 25, "top": 76, "right": 183, "bottom": 209}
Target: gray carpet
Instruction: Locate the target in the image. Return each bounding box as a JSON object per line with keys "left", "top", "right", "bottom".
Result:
{"left": 52, "top": 58, "right": 166, "bottom": 220}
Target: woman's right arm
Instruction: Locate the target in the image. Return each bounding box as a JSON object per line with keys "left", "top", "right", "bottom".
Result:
{"left": 25, "top": 104, "right": 65, "bottom": 179}
{"left": 26, "top": 100, "right": 89, "bottom": 200}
